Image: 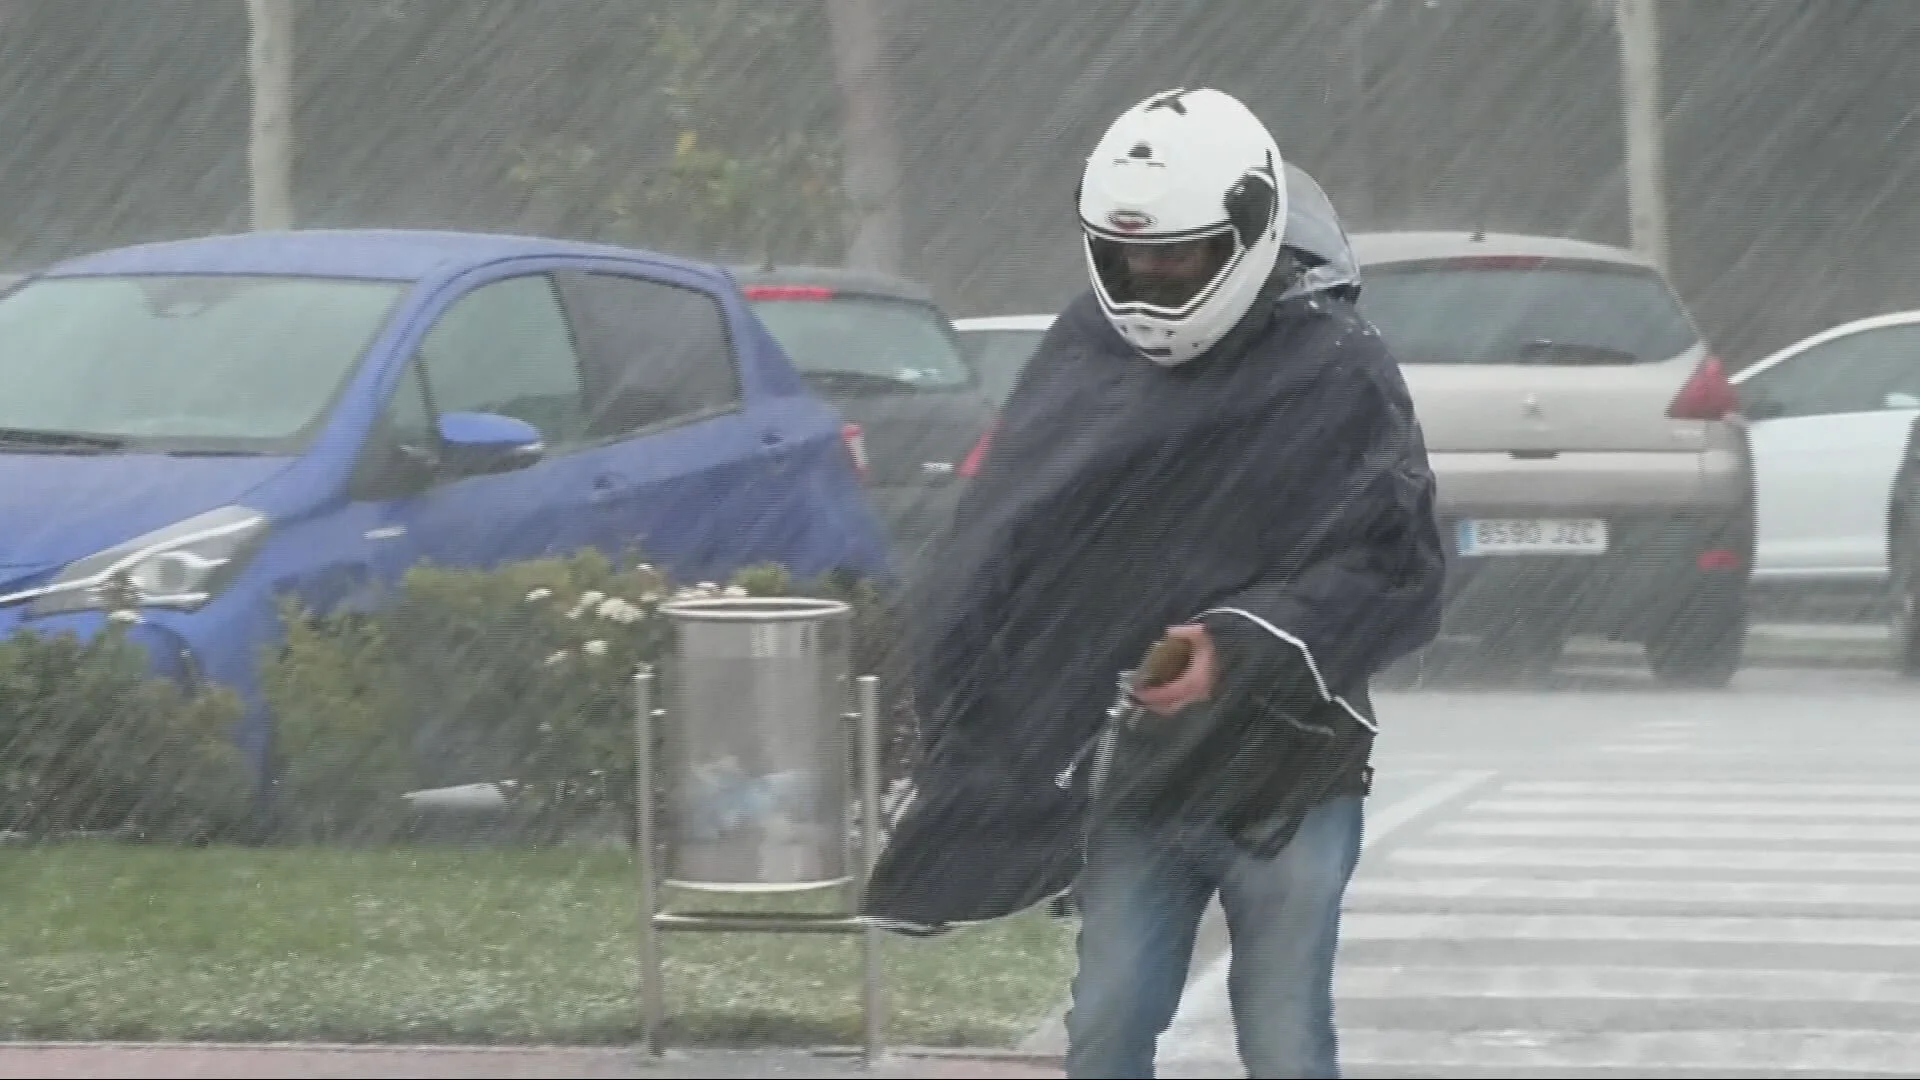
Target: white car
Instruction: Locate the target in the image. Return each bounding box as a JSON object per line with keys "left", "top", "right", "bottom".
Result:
{"left": 1730, "top": 311, "right": 1920, "bottom": 610}
{"left": 953, "top": 313, "right": 1052, "bottom": 409}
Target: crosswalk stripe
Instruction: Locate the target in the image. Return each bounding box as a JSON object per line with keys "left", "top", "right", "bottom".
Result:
{"left": 1387, "top": 845, "right": 1920, "bottom": 873}
{"left": 1332, "top": 1028, "right": 1920, "bottom": 1075}
{"left": 1501, "top": 780, "right": 1920, "bottom": 799}
{"left": 1347, "top": 875, "right": 1920, "bottom": 906}
{"left": 1340, "top": 912, "right": 1920, "bottom": 946}
{"left": 1595, "top": 742, "right": 1689, "bottom": 754}
{"left": 1436, "top": 818, "right": 1920, "bottom": 842}
{"left": 1336, "top": 963, "right": 1920, "bottom": 1003}
{"left": 1467, "top": 797, "right": 1920, "bottom": 819}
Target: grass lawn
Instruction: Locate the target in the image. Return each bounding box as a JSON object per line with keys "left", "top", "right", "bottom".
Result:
{"left": 0, "top": 843, "right": 1076, "bottom": 1048}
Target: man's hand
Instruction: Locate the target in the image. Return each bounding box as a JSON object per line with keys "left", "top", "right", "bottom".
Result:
{"left": 1133, "top": 622, "right": 1217, "bottom": 717}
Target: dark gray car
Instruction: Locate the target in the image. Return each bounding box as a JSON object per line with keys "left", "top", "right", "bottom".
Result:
{"left": 731, "top": 264, "right": 994, "bottom": 572}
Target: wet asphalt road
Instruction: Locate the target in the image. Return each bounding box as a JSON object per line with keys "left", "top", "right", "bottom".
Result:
{"left": 1154, "top": 660, "right": 1920, "bottom": 1079}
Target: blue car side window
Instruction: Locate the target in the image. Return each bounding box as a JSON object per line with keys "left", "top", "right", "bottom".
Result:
{"left": 418, "top": 274, "right": 590, "bottom": 448}
{"left": 381, "top": 360, "right": 435, "bottom": 448}
{"left": 553, "top": 269, "right": 741, "bottom": 440}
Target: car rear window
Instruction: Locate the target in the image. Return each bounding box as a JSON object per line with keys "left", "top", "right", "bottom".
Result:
{"left": 1357, "top": 258, "right": 1701, "bottom": 365}
{"left": 748, "top": 292, "right": 974, "bottom": 390}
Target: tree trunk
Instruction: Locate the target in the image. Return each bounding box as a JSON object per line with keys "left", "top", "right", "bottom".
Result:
{"left": 247, "top": 0, "right": 296, "bottom": 231}
{"left": 826, "top": 0, "right": 904, "bottom": 274}
{"left": 1616, "top": 0, "right": 1669, "bottom": 271}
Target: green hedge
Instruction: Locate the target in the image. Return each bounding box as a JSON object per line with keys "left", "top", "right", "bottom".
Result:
{"left": 0, "top": 551, "right": 908, "bottom": 847}
{"left": 263, "top": 550, "right": 906, "bottom": 844}
{"left": 0, "top": 623, "right": 252, "bottom": 843}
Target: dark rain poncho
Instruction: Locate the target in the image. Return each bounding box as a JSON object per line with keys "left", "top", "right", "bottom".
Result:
{"left": 861, "top": 238, "right": 1444, "bottom": 937}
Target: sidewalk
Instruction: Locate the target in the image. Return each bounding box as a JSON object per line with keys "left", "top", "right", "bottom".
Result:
{"left": 0, "top": 1043, "right": 1063, "bottom": 1079}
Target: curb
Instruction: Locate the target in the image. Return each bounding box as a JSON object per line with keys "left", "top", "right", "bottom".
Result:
{"left": 0, "top": 1041, "right": 1066, "bottom": 1080}
{"left": 816, "top": 1046, "right": 1062, "bottom": 1064}
{"left": 0, "top": 1040, "right": 1063, "bottom": 1061}
{"left": 0, "top": 1039, "right": 1059, "bottom": 1059}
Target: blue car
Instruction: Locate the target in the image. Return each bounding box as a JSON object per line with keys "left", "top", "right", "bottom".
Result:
{"left": 0, "top": 229, "right": 892, "bottom": 779}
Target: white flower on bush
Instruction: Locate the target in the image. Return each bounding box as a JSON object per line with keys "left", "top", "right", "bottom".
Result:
{"left": 525, "top": 587, "right": 553, "bottom": 604}
{"left": 582, "top": 639, "right": 608, "bottom": 657}
{"left": 596, "top": 597, "right": 645, "bottom": 624}
{"left": 544, "top": 649, "right": 569, "bottom": 667}
{"left": 566, "top": 590, "right": 606, "bottom": 620}
{"left": 672, "top": 581, "right": 725, "bottom": 603}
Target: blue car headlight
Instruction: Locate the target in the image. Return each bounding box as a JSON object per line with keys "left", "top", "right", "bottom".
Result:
{"left": 3, "top": 506, "right": 270, "bottom": 617}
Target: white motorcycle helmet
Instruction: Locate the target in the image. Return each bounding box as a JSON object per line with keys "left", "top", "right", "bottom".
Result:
{"left": 1078, "top": 87, "right": 1288, "bottom": 365}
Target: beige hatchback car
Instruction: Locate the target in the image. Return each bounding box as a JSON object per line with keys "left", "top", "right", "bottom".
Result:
{"left": 1351, "top": 231, "right": 1753, "bottom": 686}
{"left": 958, "top": 231, "right": 1754, "bottom": 686}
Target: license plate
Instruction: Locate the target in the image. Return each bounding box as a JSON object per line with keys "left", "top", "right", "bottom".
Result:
{"left": 1456, "top": 518, "right": 1608, "bottom": 556}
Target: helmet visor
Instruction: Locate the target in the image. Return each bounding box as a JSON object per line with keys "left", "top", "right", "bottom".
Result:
{"left": 1088, "top": 228, "right": 1237, "bottom": 314}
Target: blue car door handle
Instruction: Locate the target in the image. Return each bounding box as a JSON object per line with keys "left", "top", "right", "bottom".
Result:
{"left": 759, "top": 430, "right": 795, "bottom": 475}
{"left": 591, "top": 473, "right": 621, "bottom": 505}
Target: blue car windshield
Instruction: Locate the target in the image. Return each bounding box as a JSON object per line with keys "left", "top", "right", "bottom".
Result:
{"left": 0, "top": 274, "right": 406, "bottom": 453}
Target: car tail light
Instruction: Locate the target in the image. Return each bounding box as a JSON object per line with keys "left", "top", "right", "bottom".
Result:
{"left": 1696, "top": 547, "right": 1741, "bottom": 571}
{"left": 1667, "top": 355, "right": 1739, "bottom": 421}
{"left": 958, "top": 423, "right": 996, "bottom": 479}
{"left": 841, "top": 422, "right": 869, "bottom": 482}
{"left": 744, "top": 285, "right": 834, "bottom": 301}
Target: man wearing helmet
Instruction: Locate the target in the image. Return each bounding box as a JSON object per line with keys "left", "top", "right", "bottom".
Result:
{"left": 862, "top": 88, "right": 1444, "bottom": 1078}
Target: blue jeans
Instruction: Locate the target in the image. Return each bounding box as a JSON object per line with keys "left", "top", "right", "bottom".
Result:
{"left": 1062, "top": 796, "right": 1365, "bottom": 1079}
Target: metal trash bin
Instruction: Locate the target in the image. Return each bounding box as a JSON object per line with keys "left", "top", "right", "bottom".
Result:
{"left": 656, "top": 596, "right": 853, "bottom": 892}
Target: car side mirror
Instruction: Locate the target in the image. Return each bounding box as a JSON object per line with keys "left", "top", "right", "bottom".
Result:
{"left": 435, "top": 411, "right": 545, "bottom": 477}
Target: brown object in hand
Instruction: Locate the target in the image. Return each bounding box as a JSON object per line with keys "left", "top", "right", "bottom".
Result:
{"left": 1136, "top": 634, "right": 1195, "bottom": 689}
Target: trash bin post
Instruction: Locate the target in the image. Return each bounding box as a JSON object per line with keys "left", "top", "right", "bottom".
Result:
{"left": 634, "top": 664, "right": 665, "bottom": 1058}
{"left": 855, "top": 673, "right": 886, "bottom": 1066}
